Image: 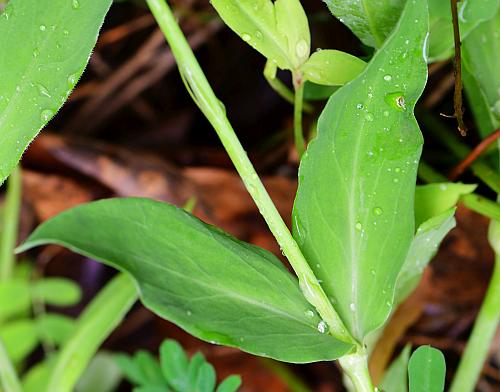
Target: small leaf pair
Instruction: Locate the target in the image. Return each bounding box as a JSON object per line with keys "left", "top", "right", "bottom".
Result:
{"left": 116, "top": 339, "right": 241, "bottom": 392}
{"left": 211, "top": 0, "right": 366, "bottom": 87}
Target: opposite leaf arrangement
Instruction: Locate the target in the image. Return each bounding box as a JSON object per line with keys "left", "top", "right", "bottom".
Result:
{"left": 0, "top": 0, "right": 499, "bottom": 391}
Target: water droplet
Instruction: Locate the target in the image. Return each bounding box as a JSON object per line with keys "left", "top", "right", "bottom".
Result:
{"left": 386, "top": 301, "right": 391, "bottom": 307}
{"left": 255, "top": 30, "right": 263, "bottom": 40}
{"left": 356, "top": 103, "right": 364, "bottom": 109}
{"left": 384, "top": 92, "right": 406, "bottom": 110}
{"left": 37, "top": 84, "right": 51, "bottom": 98}
{"left": 295, "top": 39, "right": 309, "bottom": 58}
{"left": 305, "top": 310, "right": 315, "bottom": 318}
{"left": 355, "top": 222, "right": 362, "bottom": 231}
{"left": 40, "top": 109, "right": 54, "bottom": 122}
{"left": 67, "top": 73, "right": 77, "bottom": 88}
{"left": 393, "top": 178, "right": 399, "bottom": 183}
{"left": 370, "top": 269, "right": 376, "bottom": 276}
{"left": 186, "top": 310, "right": 192, "bottom": 316}
{"left": 373, "top": 207, "right": 383, "bottom": 216}
{"left": 39, "top": 24, "right": 46, "bottom": 31}
{"left": 242, "top": 33, "right": 251, "bottom": 42}
{"left": 15, "top": 85, "right": 21, "bottom": 92}
{"left": 394, "top": 167, "right": 401, "bottom": 173}
{"left": 317, "top": 320, "right": 328, "bottom": 334}
{"left": 72, "top": 0, "right": 80, "bottom": 9}
{"left": 63, "top": 29, "right": 69, "bottom": 36}
{"left": 350, "top": 303, "right": 356, "bottom": 312}
{"left": 365, "top": 113, "right": 374, "bottom": 122}
{"left": 383, "top": 74, "right": 392, "bottom": 81}
{"left": 32, "top": 48, "right": 40, "bottom": 58}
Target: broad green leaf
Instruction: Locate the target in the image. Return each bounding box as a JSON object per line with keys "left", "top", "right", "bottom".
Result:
{"left": 379, "top": 345, "right": 411, "bottom": 392}
{"left": 301, "top": 50, "right": 366, "bottom": 86}
{"left": 414, "top": 183, "right": 476, "bottom": 227}
{"left": 462, "top": 10, "right": 500, "bottom": 135}
{"left": 36, "top": 313, "right": 75, "bottom": 346}
{"left": 428, "top": 0, "right": 500, "bottom": 61}
{"left": 0, "top": 279, "right": 30, "bottom": 322}
{"left": 210, "top": 0, "right": 309, "bottom": 70}
{"left": 396, "top": 209, "right": 456, "bottom": 303}
{"left": 31, "top": 277, "right": 82, "bottom": 307}
{"left": 216, "top": 376, "right": 242, "bottom": 392}
{"left": 76, "top": 352, "right": 122, "bottom": 392}
{"left": 0, "top": 319, "right": 38, "bottom": 363}
{"left": 0, "top": 0, "right": 113, "bottom": 185}
{"left": 293, "top": 0, "right": 429, "bottom": 340}
{"left": 19, "top": 198, "right": 353, "bottom": 363}
{"left": 160, "top": 340, "right": 189, "bottom": 391}
{"left": 408, "top": 346, "right": 446, "bottom": 392}
{"left": 322, "top": 0, "right": 406, "bottom": 48}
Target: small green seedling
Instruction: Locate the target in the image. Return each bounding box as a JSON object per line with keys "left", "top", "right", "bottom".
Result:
{"left": 116, "top": 339, "right": 241, "bottom": 392}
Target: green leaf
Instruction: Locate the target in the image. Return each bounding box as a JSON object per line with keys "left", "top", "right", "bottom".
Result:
{"left": 301, "top": 50, "right": 366, "bottom": 86}
{"left": 379, "top": 345, "right": 411, "bottom": 392}
{"left": 216, "top": 376, "right": 242, "bottom": 392}
{"left": 22, "top": 359, "right": 54, "bottom": 392}
{"left": 408, "top": 346, "right": 446, "bottom": 392}
{"left": 187, "top": 353, "right": 206, "bottom": 391}
{"left": 275, "top": 0, "right": 310, "bottom": 67}
{"left": 160, "top": 340, "right": 189, "bottom": 391}
{"left": 293, "top": 0, "right": 429, "bottom": 340}
{"left": 414, "top": 183, "right": 476, "bottom": 227}
{"left": 42, "top": 273, "right": 137, "bottom": 392}
{"left": 76, "top": 352, "right": 122, "bottom": 392}
{"left": 31, "top": 277, "right": 82, "bottom": 307}
{"left": 210, "top": 0, "right": 309, "bottom": 70}
{"left": 0, "top": 0, "right": 113, "bottom": 185}
{"left": 303, "top": 82, "right": 339, "bottom": 101}
{"left": 36, "top": 313, "right": 75, "bottom": 346}
{"left": 19, "top": 198, "right": 353, "bottom": 363}
{"left": 428, "top": 0, "right": 500, "bottom": 61}
{"left": 0, "top": 279, "right": 30, "bottom": 322}
{"left": 0, "top": 319, "right": 38, "bottom": 363}
{"left": 462, "top": 10, "right": 500, "bottom": 134}
{"left": 134, "top": 351, "right": 166, "bottom": 387}
{"left": 396, "top": 209, "right": 456, "bottom": 303}
{"left": 322, "top": 0, "right": 406, "bottom": 48}
{"left": 195, "top": 363, "right": 216, "bottom": 392}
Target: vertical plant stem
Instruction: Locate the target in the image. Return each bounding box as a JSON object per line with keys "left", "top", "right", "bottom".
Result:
{"left": 145, "top": 0, "right": 356, "bottom": 346}
{"left": 0, "top": 337, "right": 22, "bottom": 392}
{"left": 339, "top": 351, "right": 374, "bottom": 392}
{"left": 450, "top": 219, "right": 500, "bottom": 392}
{"left": 293, "top": 73, "right": 306, "bottom": 158}
{"left": 0, "top": 166, "right": 21, "bottom": 282}
{"left": 46, "top": 273, "right": 138, "bottom": 392}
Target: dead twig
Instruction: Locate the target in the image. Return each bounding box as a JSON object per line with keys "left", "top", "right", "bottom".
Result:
{"left": 450, "top": 0, "right": 467, "bottom": 136}
{"left": 448, "top": 129, "right": 500, "bottom": 180}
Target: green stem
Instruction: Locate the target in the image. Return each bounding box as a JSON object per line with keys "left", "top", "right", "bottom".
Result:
{"left": 0, "top": 166, "right": 21, "bottom": 282}
{"left": 0, "top": 337, "right": 22, "bottom": 392}
{"left": 145, "top": 0, "right": 355, "bottom": 346}
{"left": 293, "top": 73, "right": 306, "bottom": 158}
{"left": 338, "top": 350, "right": 374, "bottom": 392}
{"left": 450, "top": 248, "right": 500, "bottom": 392}
{"left": 46, "top": 273, "right": 138, "bottom": 392}
{"left": 263, "top": 61, "right": 313, "bottom": 113}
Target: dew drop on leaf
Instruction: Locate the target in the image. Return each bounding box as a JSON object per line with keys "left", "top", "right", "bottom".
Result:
{"left": 242, "top": 33, "right": 251, "bottom": 42}
{"left": 72, "top": 0, "right": 80, "bottom": 9}
{"left": 355, "top": 222, "right": 363, "bottom": 231}
{"left": 39, "top": 24, "right": 46, "bottom": 31}
{"left": 40, "top": 109, "right": 54, "bottom": 123}
{"left": 383, "top": 74, "right": 392, "bottom": 81}
{"left": 373, "top": 207, "right": 383, "bottom": 216}
{"left": 295, "top": 39, "right": 308, "bottom": 58}
{"left": 317, "top": 320, "right": 328, "bottom": 333}
{"left": 37, "top": 84, "right": 51, "bottom": 98}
